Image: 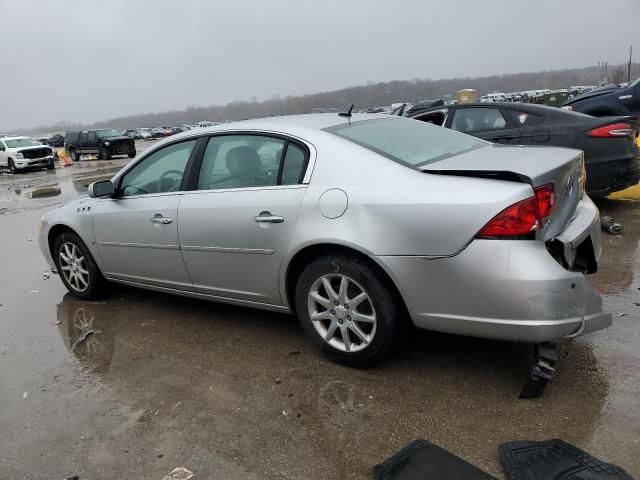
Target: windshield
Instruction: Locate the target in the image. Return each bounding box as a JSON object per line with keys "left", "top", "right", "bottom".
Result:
{"left": 4, "top": 138, "right": 41, "bottom": 148}
{"left": 96, "top": 129, "right": 122, "bottom": 138}
{"left": 325, "top": 117, "right": 486, "bottom": 167}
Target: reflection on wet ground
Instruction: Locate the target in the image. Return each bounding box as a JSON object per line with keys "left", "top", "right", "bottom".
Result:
{"left": 0, "top": 163, "right": 638, "bottom": 478}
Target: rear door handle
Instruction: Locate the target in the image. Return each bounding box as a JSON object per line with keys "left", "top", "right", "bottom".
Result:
{"left": 254, "top": 212, "right": 284, "bottom": 223}
{"left": 151, "top": 214, "right": 172, "bottom": 224}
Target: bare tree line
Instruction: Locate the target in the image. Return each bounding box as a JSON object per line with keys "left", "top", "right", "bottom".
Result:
{"left": 16, "top": 63, "right": 639, "bottom": 135}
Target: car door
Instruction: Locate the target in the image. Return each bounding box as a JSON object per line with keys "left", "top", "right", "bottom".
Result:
{"left": 178, "top": 133, "right": 310, "bottom": 305}
{"left": 449, "top": 106, "right": 521, "bottom": 144}
{"left": 92, "top": 138, "right": 200, "bottom": 289}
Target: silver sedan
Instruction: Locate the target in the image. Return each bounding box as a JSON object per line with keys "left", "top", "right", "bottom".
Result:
{"left": 39, "top": 114, "right": 611, "bottom": 366}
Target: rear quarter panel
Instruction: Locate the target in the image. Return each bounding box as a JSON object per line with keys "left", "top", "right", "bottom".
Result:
{"left": 285, "top": 133, "right": 533, "bottom": 259}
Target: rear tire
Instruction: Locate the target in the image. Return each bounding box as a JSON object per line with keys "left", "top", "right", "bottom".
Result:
{"left": 69, "top": 149, "right": 79, "bottom": 162}
{"left": 53, "top": 231, "right": 107, "bottom": 300}
{"left": 295, "top": 253, "right": 403, "bottom": 367}
{"left": 128, "top": 150, "right": 136, "bottom": 158}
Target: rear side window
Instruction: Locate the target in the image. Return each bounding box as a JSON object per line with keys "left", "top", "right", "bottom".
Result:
{"left": 197, "top": 135, "right": 308, "bottom": 190}
{"left": 325, "top": 117, "right": 485, "bottom": 168}
{"left": 281, "top": 143, "right": 306, "bottom": 185}
{"left": 65, "top": 132, "right": 79, "bottom": 144}
{"left": 451, "top": 108, "right": 507, "bottom": 133}
{"left": 508, "top": 110, "right": 543, "bottom": 127}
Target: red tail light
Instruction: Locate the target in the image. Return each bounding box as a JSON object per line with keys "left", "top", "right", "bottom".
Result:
{"left": 476, "top": 183, "right": 555, "bottom": 239}
{"left": 476, "top": 197, "right": 540, "bottom": 238}
{"left": 586, "top": 123, "right": 634, "bottom": 138}
{"left": 534, "top": 184, "right": 555, "bottom": 219}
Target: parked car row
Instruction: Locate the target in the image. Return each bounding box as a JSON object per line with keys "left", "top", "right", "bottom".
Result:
{"left": 395, "top": 100, "right": 640, "bottom": 196}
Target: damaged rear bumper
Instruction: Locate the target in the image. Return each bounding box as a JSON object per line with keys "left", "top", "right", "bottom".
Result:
{"left": 377, "top": 199, "right": 611, "bottom": 342}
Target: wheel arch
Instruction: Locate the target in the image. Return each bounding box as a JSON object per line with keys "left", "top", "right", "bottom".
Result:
{"left": 47, "top": 224, "right": 79, "bottom": 258}
{"left": 283, "top": 242, "right": 410, "bottom": 320}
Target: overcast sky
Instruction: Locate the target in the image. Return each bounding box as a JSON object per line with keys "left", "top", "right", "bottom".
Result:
{"left": 0, "top": 0, "right": 638, "bottom": 130}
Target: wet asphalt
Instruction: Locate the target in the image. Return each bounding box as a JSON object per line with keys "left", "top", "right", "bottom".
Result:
{"left": 0, "top": 149, "right": 638, "bottom": 479}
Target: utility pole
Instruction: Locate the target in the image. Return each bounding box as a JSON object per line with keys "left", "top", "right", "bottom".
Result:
{"left": 628, "top": 45, "right": 633, "bottom": 83}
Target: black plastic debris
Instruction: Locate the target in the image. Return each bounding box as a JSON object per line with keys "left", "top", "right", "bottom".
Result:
{"left": 499, "top": 439, "right": 634, "bottom": 480}
{"left": 373, "top": 439, "right": 496, "bottom": 480}
{"left": 601, "top": 216, "right": 623, "bottom": 234}
{"left": 520, "top": 342, "right": 558, "bottom": 399}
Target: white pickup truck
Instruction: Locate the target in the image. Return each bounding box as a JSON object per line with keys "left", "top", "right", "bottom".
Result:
{"left": 0, "top": 136, "right": 55, "bottom": 173}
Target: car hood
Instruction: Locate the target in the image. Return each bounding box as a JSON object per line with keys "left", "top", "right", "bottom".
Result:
{"left": 15, "top": 145, "right": 52, "bottom": 153}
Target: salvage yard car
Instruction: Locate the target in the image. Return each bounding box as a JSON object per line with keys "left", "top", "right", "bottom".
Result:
{"left": 0, "top": 136, "right": 55, "bottom": 173}
{"left": 39, "top": 114, "right": 611, "bottom": 367}
{"left": 399, "top": 102, "right": 640, "bottom": 196}
{"left": 64, "top": 129, "right": 136, "bottom": 161}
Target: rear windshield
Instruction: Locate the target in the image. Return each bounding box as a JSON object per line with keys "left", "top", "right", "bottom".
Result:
{"left": 5, "top": 138, "right": 41, "bottom": 148}
{"left": 325, "top": 117, "right": 486, "bottom": 167}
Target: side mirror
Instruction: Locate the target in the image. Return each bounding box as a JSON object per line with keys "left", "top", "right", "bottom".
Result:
{"left": 88, "top": 180, "right": 114, "bottom": 198}
{"left": 0, "top": 147, "right": 4, "bottom": 151}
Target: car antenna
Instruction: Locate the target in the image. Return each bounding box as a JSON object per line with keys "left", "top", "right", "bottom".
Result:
{"left": 338, "top": 104, "right": 354, "bottom": 117}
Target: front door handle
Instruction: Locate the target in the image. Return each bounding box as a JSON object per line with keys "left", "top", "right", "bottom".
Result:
{"left": 151, "top": 214, "right": 172, "bottom": 225}
{"left": 254, "top": 212, "right": 284, "bottom": 223}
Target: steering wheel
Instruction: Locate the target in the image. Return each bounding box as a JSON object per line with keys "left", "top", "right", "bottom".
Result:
{"left": 123, "top": 185, "right": 148, "bottom": 195}
{"left": 158, "top": 170, "right": 183, "bottom": 192}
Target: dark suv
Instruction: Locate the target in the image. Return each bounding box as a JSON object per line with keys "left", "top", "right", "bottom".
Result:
{"left": 65, "top": 129, "right": 136, "bottom": 161}
{"left": 563, "top": 78, "right": 640, "bottom": 116}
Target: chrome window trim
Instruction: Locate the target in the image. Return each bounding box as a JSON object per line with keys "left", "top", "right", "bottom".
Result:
{"left": 112, "top": 129, "right": 318, "bottom": 187}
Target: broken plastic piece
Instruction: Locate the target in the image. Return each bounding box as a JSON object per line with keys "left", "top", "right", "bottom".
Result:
{"left": 373, "top": 439, "right": 496, "bottom": 479}
{"left": 601, "top": 216, "right": 623, "bottom": 234}
{"left": 500, "top": 439, "right": 633, "bottom": 479}
{"left": 520, "top": 342, "right": 558, "bottom": 399}
{"left": 163, "top": 466, "right": 194, "bottom": 480}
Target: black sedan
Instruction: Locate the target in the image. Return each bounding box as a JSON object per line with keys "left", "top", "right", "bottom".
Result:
{"left": 398, "top": 102, "right": 640, "bottom": 196}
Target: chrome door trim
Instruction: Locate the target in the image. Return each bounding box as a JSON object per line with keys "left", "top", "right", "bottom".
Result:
{"left": 186, "top": 184, "right": 307, "bottom": 195}
{"left": 98, "top": 241, "right": 180, "bottom": 250}
{"left": 181, "top": 245, "right": 274, "bottom": 255}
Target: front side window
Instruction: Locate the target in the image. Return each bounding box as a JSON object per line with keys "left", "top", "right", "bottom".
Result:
{"left": 197, "top": 135, "right": 289, "bottom": 190}
{"left": 325, "top": 117, "right": 486, "bottom": 168}
{"left": 119, "top": 139, "right": 196, "bottom": 197}
{"left": 451, "top": 108, "right": 507, "bottom": 133}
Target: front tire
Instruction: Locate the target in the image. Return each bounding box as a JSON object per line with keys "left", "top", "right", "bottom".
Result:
{"left": 47, "top": 159, "right": 55, "bottom": 170}
{"left": 99, "top": 146, "right": 111, "bottom": 160}
{"left": 53, "top": 232, "right": 107, "bottom": 300}
{"left": 295, "top": 253, "right": 402, "bottom": 367}
{"left": 128, "top": 150, "right": 136, "bottom": 158}
{"left": 8, "top": 159, "right": 16, "bottom": 174}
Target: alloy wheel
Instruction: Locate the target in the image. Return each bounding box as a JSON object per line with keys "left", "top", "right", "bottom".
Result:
{"left": 59, "top": 242, "right": 89, "bottom": 292}
{"left": 307, "top": 273, "right": 377, "bottom": 353}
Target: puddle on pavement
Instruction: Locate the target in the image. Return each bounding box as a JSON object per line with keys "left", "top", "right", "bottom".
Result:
{"left": 0, "top": 170, "right": 118, "bottom": 204}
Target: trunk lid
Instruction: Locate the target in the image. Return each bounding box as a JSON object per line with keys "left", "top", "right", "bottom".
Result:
{"left": 420, "top": 144, "right": 585, "bottom": 240}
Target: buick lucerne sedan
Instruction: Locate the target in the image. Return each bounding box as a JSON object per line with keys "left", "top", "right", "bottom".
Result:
{"left": 39, "top": 114, "right": 611, "bottom": 366}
